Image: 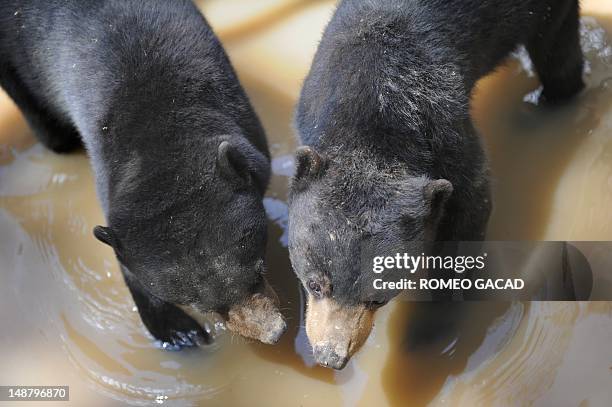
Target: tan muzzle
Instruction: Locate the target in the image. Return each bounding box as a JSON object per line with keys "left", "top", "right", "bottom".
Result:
{"left": 305, "top": 294, "right": 375, "bottom": 369}
{"left": 225, "top": 279, "right": 287, "bottom": 344}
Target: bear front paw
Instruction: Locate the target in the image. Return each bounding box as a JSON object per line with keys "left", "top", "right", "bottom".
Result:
{"left": 155, "top": 328, "right": 211, "bottom": 351}
{"left": 136, "top": 301, "right": 214, "bottom": 350}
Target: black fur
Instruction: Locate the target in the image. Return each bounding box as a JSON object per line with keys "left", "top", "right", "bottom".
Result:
{"left": 288, "top": 0, "right": 584, "bottom": 306}
{"left": 0, "top": 0, "right": 280, "bottom": 347}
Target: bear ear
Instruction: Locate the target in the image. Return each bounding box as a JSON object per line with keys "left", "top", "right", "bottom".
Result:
{"left": 424, "top": 179, "right": 453, "bottom": 222}
{"left": 93, "top": 225, "right": 118, "bottom": 248}
{"left": 294, "top": 146, "right": 325, "bottom": 182}
{"left": 217, "top": 140, "right": 270, "bottom": 190}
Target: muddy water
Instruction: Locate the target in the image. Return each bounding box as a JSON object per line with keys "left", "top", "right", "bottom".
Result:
{"left": 0, "top": 1, "right": 611, "bottom": 406}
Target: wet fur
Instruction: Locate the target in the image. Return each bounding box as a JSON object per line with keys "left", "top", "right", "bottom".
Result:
{"left": 0, "top": 0, "right": 277, "bottom": 346}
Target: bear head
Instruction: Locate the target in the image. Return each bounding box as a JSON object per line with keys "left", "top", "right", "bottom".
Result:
{"left": 94, "top": 137, "right": 286, "bottom": 345}
{"left": 288, "top": 146, "right": 452, "bottom": 369}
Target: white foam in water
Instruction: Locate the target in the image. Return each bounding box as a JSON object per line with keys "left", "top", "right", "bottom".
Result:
{"left": 512, "top": 46, "right": 535, "bottom": 78}
{"left": 580, "top": 16, "right": 612, "bottom": 69}
{"left": 523, "top": 86, "right": 543, "bottom": 105}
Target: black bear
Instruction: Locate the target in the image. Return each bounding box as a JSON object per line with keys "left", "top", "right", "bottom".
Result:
{"left": 288, "top": 0, "right": 583, "bottom": 369}
{"left": 0, "top": 0, "right": 286, "bottom": 347}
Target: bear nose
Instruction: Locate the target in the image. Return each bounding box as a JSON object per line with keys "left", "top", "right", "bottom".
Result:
{"left": 313, "top": 345, "right": 349, "bottom": 370}
{"left": 260, "top": 317, "right": 287, "bottom": 345}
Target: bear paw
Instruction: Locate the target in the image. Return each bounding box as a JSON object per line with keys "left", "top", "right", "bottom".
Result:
{"left": 139, "top": 303, "right": 214, "bottom": 350}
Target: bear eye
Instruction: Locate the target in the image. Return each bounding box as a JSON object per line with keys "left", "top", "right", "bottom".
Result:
{"left": 307, "top": 280, "right": 322, "bottom": 297}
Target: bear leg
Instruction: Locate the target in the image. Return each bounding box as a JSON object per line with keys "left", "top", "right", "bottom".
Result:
{"left": 0, "top": 62, "right": 82, "bottom": 153}
{"left": 123, "top": 274, "right": 212, "bottom": 349}
{"left": 526, "top": 0, "right": 585, "bottom": 104}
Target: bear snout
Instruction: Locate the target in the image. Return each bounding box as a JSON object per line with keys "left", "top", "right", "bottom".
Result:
{"left": 224, "top": 280, "right": 287, "bottom": 344}
{"left": 313, "top": 343, "right": 349, "bottom": 370}
{"left": 258, "top": 314, "right": 288, "bottom": 345}
{"left": 305, "top": 296, "right": 375, "bottom": 369}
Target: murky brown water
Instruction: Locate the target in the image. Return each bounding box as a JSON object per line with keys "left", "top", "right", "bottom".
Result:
{"left": 1, "top": 1, "right": 611, "bottom": 406}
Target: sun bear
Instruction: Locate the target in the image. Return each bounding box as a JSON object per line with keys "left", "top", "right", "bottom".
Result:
{"left": 288, "top": 0, "right": 583, "bottom": 369}
{"left": 0, "top": 0, "right": 286, "bottom": 347}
